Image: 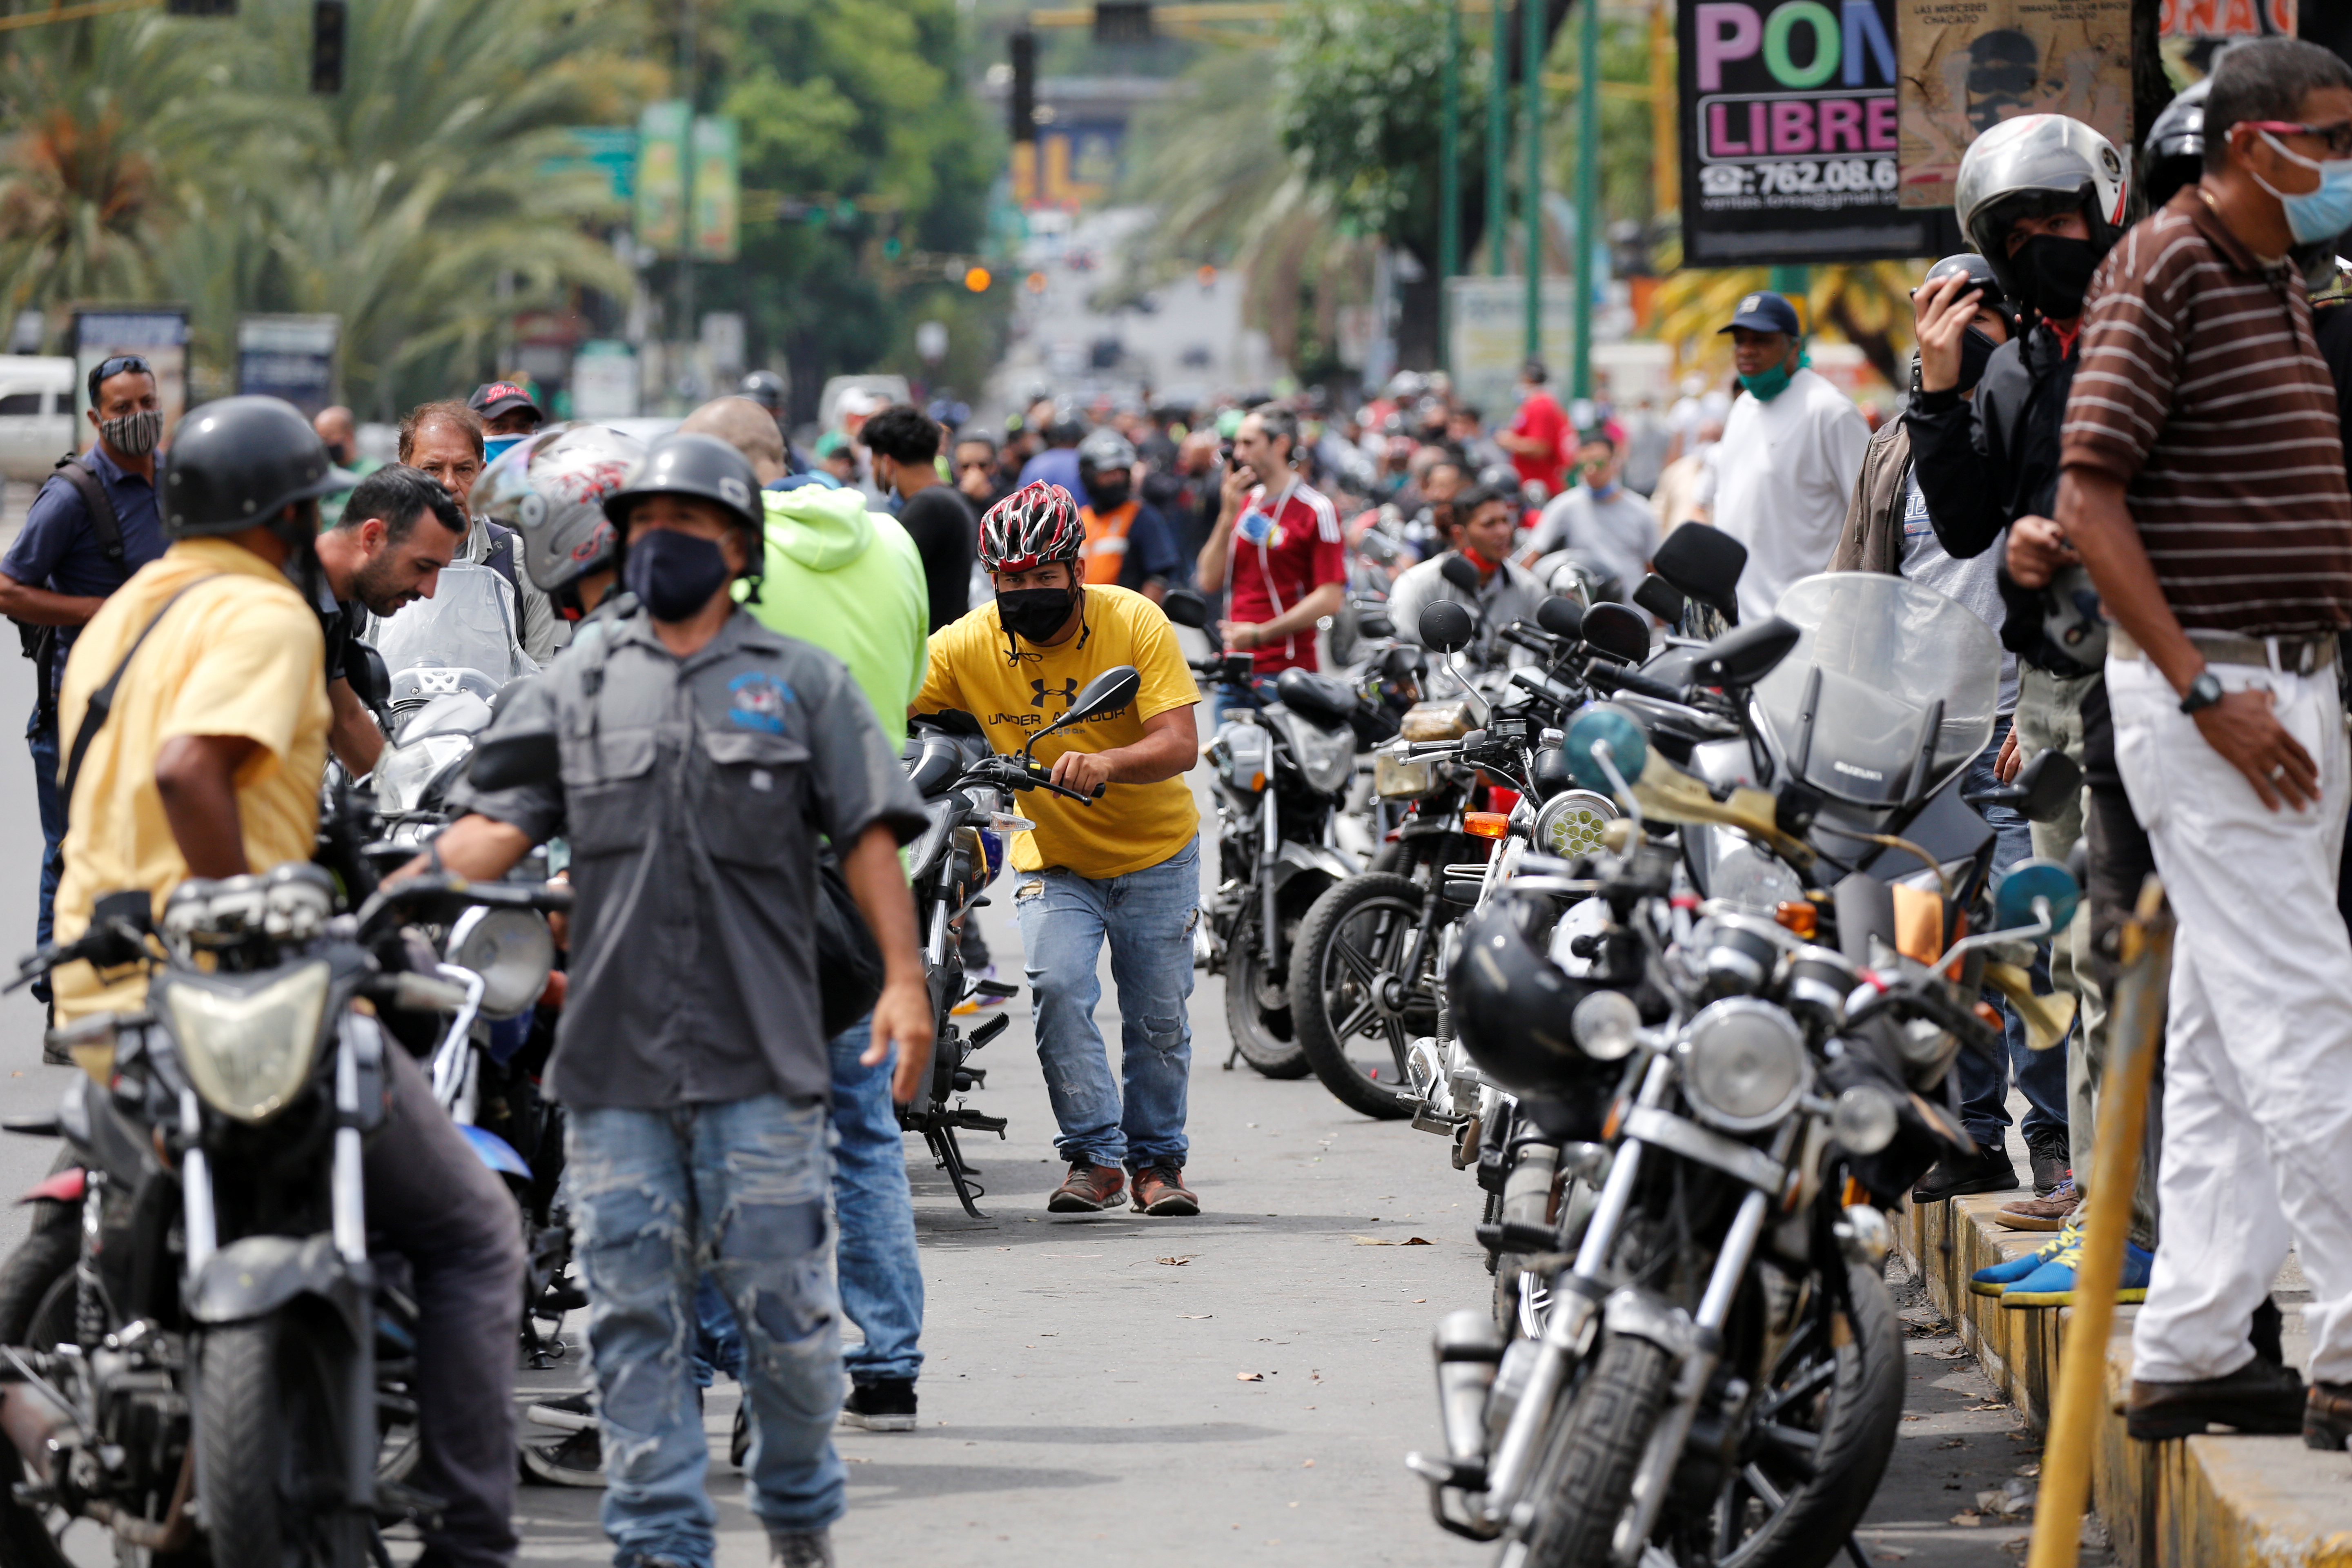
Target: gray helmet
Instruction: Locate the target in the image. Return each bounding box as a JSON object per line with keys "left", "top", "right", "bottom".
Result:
{"left": 1075, "top": 427, "right": 1136, "bottom": 474}
{"left": 160, "top": 395, "right": 356, "bottom": 539}
{"left": 738, "top": 369, "right": 787, "bottom": 413}
{"left": 1954, "top": 114, "right": 2129, "bottom": 301}
{"left": 603, "top": 432, "right": 764, "bottom": 535}
{"left": 470, "top": 421, "right": 646, "bottom": 598}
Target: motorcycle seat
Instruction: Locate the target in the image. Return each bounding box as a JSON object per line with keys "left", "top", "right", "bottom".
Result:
{"left": 1274, "top": 668, "right": 1358, "bottom": 730}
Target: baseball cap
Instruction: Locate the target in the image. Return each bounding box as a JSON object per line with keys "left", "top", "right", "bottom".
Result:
{"left": 1718, "top": 290, "right": 1802, "bottom": 336}
{"left": 468, "top": 380, "right": 542, "bottom": 420}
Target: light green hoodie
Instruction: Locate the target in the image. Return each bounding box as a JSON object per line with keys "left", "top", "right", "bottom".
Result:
{"left": 741, "top": 481, "right": 927, "bottom": 750}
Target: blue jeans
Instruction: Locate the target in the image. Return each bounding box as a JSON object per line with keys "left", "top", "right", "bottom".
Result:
{"left": 27, "top": 706, "right": 60, "bottom": 1002}
{"left": 1015, "top": 837, "right": 1200, "bottom": 1169}
{"left": 690, "top": 1018, "right": 925, "bottom": 1389}
{"left": 1956, "top": 714, "right": 2069, "bottom": 1152}
{"left": 568, "top": 1094, "right": 844, "bottom": 1562}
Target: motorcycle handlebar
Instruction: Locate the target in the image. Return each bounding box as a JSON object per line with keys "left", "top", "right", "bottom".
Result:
{"left": 1583, "top": 661, "right": 1691, "bottom": 707}
{"left": 353, "top": 873, "right": 572, "bottom": 935}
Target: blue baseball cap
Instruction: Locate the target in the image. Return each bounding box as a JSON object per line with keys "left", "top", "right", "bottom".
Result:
{"left": 1718, "top": 290, "right": 1802, "bottom": 336}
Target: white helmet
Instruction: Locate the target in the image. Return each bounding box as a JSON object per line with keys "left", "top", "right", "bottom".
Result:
{"left": 1955, "top": 114, "right": 2129, "bottom": 302}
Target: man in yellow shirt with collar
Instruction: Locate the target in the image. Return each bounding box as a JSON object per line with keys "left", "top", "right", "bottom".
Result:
{"left": 48, "top": 396, "right": 526, "bottom": 1568}
{"left": 915, "top": 482, "right": 1204, "bottom": 1216}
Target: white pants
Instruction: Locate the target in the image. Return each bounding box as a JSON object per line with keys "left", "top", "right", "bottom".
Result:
{"left": 2110, "top": 652, "right": 2352, "bottom": 1385}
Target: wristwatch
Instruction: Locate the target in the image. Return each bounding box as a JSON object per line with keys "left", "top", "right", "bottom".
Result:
{"left": 2179, "top": 669, "right": 2224, "bottom": 715}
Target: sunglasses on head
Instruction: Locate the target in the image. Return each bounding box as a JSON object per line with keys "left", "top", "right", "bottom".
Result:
{"left": 88, "top": 354, "right": 153, "bottom": 403}
{"left": 2247, "top": 119, "right": 2352, "bottom": 158}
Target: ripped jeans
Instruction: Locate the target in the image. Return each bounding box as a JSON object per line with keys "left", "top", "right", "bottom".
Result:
{"left": 1013, "top": 837, "right": 1200, "bottom": 1171}
{"left": 567, "top": 1095, "right": 844, "bottom": 1564}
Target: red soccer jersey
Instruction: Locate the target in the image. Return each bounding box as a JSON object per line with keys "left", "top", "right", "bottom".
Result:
{"left": 1223, "top": 478, "right": 1345, "bottom": 673}
{"left": 1509, "top": 390, "right": 1568, "bottom": 493}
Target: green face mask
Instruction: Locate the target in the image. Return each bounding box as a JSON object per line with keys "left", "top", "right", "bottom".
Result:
{"left": 1737, "top": 347, "right": 1808, "bottom": 402}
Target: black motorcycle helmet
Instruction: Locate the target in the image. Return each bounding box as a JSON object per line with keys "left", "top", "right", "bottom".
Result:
{"left": 739, "top": 369, "right": 787, "bottom": 414}
{"left": 604, "top": 432, "right": 767, "bottom": 592}
{"left": 1919, "top": 252, "right": 2022, "bottom": 341}
{"left": 2139, "top": 78, "right": 2209, "bottom": 215}
{"left": 161, "top": 396, "right": 357, "bottom": 539}
{"left": 1448, "top": 894, "right": 1610, "bottom": 1095}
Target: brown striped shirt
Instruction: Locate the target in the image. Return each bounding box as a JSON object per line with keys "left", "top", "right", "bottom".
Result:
{"left": 2060, "top": 189, "right": 2352, "bottom": 635}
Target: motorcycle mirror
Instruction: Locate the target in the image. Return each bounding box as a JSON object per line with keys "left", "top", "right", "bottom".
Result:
{"left": 1418, "top": 600, "right": 1476, "bottom": 655}
{"left": 1356, "top": 607, "right": 1395, "bottom": 640}
{"left": 1579, "top": 603, "right": 1650, "bottom": 664}
{"left": 2016, "top": 747, "right": 2084, "bottom": 824}
{"left": 468, "top": 729, "right": 561, "bottom": 791}
{"left": 1066, "top": 664, "right": 1143, "bottom": 723}
{"left": 1564, "top": 704, "right": 1648, "bottom": 797}
{"left": 1161, "top": 588, "right": 1210, "bottom": 630}
{"left": 1652, "top": 522, "right": 1746, "bottom": 624}
{"left": 1993, "top": 857, "right": 2081, "bottom": 935}
{"left": 1632, "top": 574, "right": 1686, "bottom": 626}
{"left": 1380, "top": 643, "right": 1427, "bottom": 682}
{"left": 347, "top": 640, "right": 392, "bottom": 711}
{"left": 1691, "top": 616, "right": 1801, "bottom": 688}
{"left": 1439, "top": 552, "right": 1483, "bottom": 594}
{"left": 1535, "top": 595, "right": 1585, "bottom": 640}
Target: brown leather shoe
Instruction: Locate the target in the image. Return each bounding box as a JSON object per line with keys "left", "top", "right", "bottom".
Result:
{"left": 1995, "top": 1178, "right": 2078, "bottom": 1232}
{"left": 1047, "top": 1160, "right": 1125, "bottom": 1213}
{"left": 1131, "top": 1163, "right": 1198, "bottom": 1216}
{"left": 2126, "top": 1357, "right": 2306, "bottom": 1441}
{"left": 2307, "top": 1381, "right": 2352, "bottom": 1451}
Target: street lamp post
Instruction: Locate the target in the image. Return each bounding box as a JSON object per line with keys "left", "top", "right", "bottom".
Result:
{"left": 1572, "top": 0, "right": 1598, "bottom": 400}
{"left": 1441, "top": 0, "right": 1461, "bottom": 368}
{"left": 1522, "top": 0, "right": 1542, "bottom": 362}
{"left": 1487, "top": 0, "right": 1507, "bottom": 278}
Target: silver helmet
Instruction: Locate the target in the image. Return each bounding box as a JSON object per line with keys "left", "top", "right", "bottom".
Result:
{"left": 1954, "top": 114, "right": 2129, "bottom": 302}
{"left": 468, "top": 421, "right": 647, "bottom": 601}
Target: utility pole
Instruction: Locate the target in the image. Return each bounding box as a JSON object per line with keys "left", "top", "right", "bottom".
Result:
{"left": 1572, "top": 0, "right": 1598, "bottom": 399}
{"left": 1521, "top": 0, "right": 1542, "bottom": 361}
{"left": 1440, "top": 0, "right": 1461, "bottom": 367}
{"left": 1487, "top": 0, "right": 1507, "bottom": 277}
{"left": 1649, "top": 0, "right": 1674, "bottom": 220}
{"left": 679, "top": 0, "right": 697, "bottom": 393}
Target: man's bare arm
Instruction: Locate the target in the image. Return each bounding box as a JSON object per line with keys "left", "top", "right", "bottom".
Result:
{"left": 392, "top": 813, "right": 536, "bottom": 882}
{"left": 0, "top": 572, "right": 103, "bottom": 628}
{"left": 1046, "top": 704, "right": 1198, "bottom": 795}
{"left": 327, "top": 678, "right": 383, "bottom": 777}
{"left": 155, "top": 735, "right": 261, "bottom": 879}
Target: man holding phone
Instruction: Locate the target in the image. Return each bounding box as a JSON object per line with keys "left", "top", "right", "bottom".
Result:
{"left": 1194, "top": 406, "right": 1345, "bottom": 676}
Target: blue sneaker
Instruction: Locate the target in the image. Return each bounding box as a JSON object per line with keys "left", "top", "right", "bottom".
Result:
{"left": 1970, "top": 1220, "right": 2076, "bottom": 1297}
{"left": 2001, "top": 1227, "right": 2153, "bottom": 1309}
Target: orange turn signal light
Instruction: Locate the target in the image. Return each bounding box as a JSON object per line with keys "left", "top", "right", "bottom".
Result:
{"left": 1773, "top": 900, "right": 1817, "bottom": 939}
{"left": 1463, "top": 812, "right": 1511, "bottom": 840}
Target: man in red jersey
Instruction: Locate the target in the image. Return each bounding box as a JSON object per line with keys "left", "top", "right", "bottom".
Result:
{"left": 1194, "top": 405, "right": 1344, "bottom": 676}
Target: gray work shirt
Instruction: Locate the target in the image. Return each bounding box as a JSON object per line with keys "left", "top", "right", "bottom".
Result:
{"left": 450, "top": 605, "right": 926, "bottom": 1110}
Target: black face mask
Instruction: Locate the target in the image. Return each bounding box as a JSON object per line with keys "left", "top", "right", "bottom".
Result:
{"left": 1086, "top": 477, "right": 1132, "bottom": 510}
{"left": 624, "top": 529, "right": 733, "bottom": 622}
{"left": 2010, "top": 232, "right": 2100, "bottom": 320}
{"left": 1956, "top": 326, "right": 2001, "bottom": 393}
{"left": 999, "top": 586, "right": 1075, "bottom": 643}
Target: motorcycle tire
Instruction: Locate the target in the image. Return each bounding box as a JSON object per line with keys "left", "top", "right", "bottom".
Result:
{"left": 0, "top": 1197, "right": 81, "bottom": 1568}
{"left": 1290, "top": 873, "right": 1436, "bottom": 1120}
{"left": 196, "top": 1313, "right": 369, "bottom": 1568}
{"left": 1517, "top": 1332, "right": 1674, "bottom": 1568}
{"left": 1703, "top": 1259, "right": 1907, "bottom": 1568}
{"left": 1223, "top": 940, "right": 1311, "bottom": 1079}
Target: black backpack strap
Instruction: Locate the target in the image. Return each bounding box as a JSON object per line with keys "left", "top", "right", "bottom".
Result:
{"left": 480, "top": 521, "right": 520, "bottom": 591}
{"left": 52, "top": 457, "right": 125, "bottom": 564}
{"left": 59, "top": 577, "right": 221, "bottom": 809}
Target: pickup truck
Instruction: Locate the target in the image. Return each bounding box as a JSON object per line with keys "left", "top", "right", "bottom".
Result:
{"left": 0, "top": 356, "right": 78, "bottom": 485}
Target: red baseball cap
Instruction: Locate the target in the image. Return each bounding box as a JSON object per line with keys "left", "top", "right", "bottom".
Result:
{"left": 468, "top": 381, "right": 542, "bottom": 420}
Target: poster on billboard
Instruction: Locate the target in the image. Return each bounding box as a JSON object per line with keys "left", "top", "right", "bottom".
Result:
{"left": 236, "top": 314, "right": 339, "bottom": 418}
{"left": 1895, "top": 0, "right": 2133, "bottom": 210}
{"left": 72, "top": 307, "right": 189, "bottom": 433}
{"left": 1680, "top": 0, "right": 1955, "bottom": 265}
{"left": 634, "top": 100, "right": 688, "bottom": 258}
{"left": 689, "top": 115, "right": 739, "bottom": 263}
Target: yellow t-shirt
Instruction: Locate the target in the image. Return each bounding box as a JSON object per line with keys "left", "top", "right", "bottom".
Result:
{"left": 52, "top": 539, "right": 331, "bottom": 1023}
{"left": 916, "top": 584, "right": 1199, "bottom": 880}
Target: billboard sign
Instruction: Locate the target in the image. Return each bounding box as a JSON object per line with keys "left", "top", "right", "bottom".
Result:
{"left": 1895, "top": 0, "right": 2133, "bottom": 210}
{"left": 1679, "top": 0, "right": 1951, "bottom": 264}
{"left": 634, "top": 100, "right": 688, "bottom": 257}
{"left": 235, "top": 314, "right": 339, "bottom": 418}
{"left": 689, "top": 115, "right": 739, "bottom": 263}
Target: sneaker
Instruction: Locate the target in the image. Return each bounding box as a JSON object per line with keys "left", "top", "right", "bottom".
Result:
{"left": 951, "top": 962, "right": 1007, "bottom": 1015}
{"left": 2126, "top": 1357, "right": 2306, "bottom": 1441}
{"left": 1969, "top": 1221, "right": 2077, "bottom": 1298}
{"left": 519, "top": 1427, "right": 606, "bottom": 1487}
{"left": 524, "top": 1390, "right": 595, "bottom": 1432}
{"left": 1995, "top": 1177, "right": 2079, "bottom": 1232}
{"left": 2000, "top": 1231, "right": 2153, "bottom": 1309}
{"left": 2026, "top": 1136, "right": 2071, "bottom": 1197}
{"left": 1910, "top": 1142, "right": 2019, "bottom": 1203}
{"left": 1131, "top": 1163, "right": 1198, "bottom": 1216}
{"left": 768, "top": 1529, "right": 836, "bottom": 1568}
{"left": 2306, "top": 1381, "right": 2352, "bottom": 1451}
{"left": 840, "top": 1378, "right": 918, "bottom": 1432}
{"left": 1048, "top": 1159, "right": 1126, "bottom": 1213}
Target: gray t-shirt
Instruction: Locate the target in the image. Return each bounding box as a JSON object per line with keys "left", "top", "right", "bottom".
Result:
{"left": 1897, "top": 468, "right": 2018, "bottom": 716}
{"left": 1526, "top": 486, "right": 1659, "bottom": 600}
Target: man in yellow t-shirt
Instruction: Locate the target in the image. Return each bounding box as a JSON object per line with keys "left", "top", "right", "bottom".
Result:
{"left": 915, "top": 482, "right": 1203, "bottom": 1217}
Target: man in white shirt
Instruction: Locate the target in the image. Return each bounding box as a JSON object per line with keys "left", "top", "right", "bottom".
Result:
{"left": 1693, "top": 291, "right": 1870, "bottom": 624}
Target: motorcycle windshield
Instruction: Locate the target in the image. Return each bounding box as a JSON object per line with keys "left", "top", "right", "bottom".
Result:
{"left": 367, "top": 562, "right": 533, "bottom": 691}
{"left": 1750, "top": 573, "right": 1999, "bottom": 809}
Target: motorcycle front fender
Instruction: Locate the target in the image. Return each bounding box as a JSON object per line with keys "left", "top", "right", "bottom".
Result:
{"left": 188, "top": 1233, "right": 372, "bottom": 1346}
{"left": 1270, "top": 842, "right": 1359, "bottom": 893}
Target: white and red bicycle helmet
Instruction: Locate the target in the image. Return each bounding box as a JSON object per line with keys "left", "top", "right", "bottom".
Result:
{"left": 979, "top": 481, "right": 1085, "bottom": 574}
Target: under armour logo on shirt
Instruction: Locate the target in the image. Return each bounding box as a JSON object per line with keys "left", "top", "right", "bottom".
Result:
{"left": 1031, "top": 677, "right": 1080, "bottom": 709}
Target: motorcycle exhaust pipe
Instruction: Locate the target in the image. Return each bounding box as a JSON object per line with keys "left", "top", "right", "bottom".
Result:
{"left": 1499, "top": 1142, "right": 1559, "bottom": 1229}
{"left": 1432, "top": 1310, "right": 1506, "bottom": 1466}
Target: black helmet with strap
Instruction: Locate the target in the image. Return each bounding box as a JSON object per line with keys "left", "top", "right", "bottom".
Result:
{"left": 160, "top": 395, "right": 357, "bottom": 539}
{"left": 603, "top": 432, "right": 767, "bottom": 592}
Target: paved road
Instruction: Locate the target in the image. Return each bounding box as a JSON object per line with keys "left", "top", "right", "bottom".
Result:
{"left": 0, "top": 619, "right": 2066, "bottom": 1567}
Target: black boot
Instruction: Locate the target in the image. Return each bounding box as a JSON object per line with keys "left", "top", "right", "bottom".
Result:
{"left": 1910, "top": 1141, "right": 2019, "bottom": 1203}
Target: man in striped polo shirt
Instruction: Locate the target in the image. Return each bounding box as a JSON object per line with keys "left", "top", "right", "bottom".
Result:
{"left": 2058, "top": 36, "right": 2352, "bottom": 1450}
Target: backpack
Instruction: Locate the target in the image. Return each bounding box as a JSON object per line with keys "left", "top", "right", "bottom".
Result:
{"left": 17, "top": 456, "right": 129, "bottom": 720}
{"left": 480, "top": 519, "right": 521, "bottom": 592}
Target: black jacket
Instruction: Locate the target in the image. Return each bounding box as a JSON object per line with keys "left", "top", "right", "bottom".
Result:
{"left": 1903, "top": 323, "right": 2093, "bottom": 677}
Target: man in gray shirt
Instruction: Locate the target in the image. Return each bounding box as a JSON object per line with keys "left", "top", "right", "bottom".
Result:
{"left": 1521, "top": 430, "right": 1658, "bottom": 602}
{"left": 414, "top": 433, "right": 931, "bottom": 1568}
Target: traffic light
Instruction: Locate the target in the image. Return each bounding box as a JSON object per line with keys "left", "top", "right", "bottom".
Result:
{"left": 964, "top": 267, "right": 992, "bottom": 293}
{"left": 1094, "top": 2, "right": 1152, "bottom": 43}
{"left": 310, "top": 0, "right": 345, "bottom": 93}
{"left": 1008, "top": 31, "right": 1036, "bottom": 145}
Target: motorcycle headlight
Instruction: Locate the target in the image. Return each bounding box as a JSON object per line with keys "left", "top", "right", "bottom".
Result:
{"left": 162, "top": 961, "right": 332, "bottom": 1125}
{"left": 1682, "top": 997, "right": 1809, "bottom": 1132}
{"left": 1571, "top": 989, "right": 1641, "bottom": 1061}
{"left": 448, "top": 905, "right": 555, "bottom": 1019}
{"left": 372, "top": 733, "right": 473, "bottom": 816}
{"left": 1832, "top": 1082, "right": 1901, "bottom": 1155}
{"left": 1532, "top": 789, "right": 1617, "bottom": 860}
